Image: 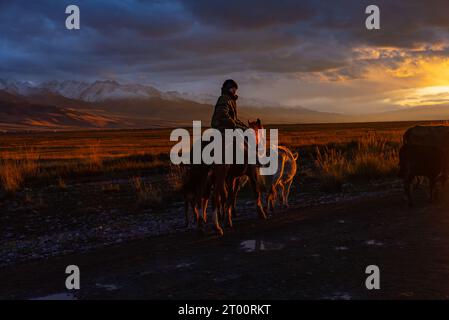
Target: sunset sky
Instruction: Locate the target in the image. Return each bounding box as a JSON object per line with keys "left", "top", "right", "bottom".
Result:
{"left": 1, "top": 0, "right": 449, "bottom": 114}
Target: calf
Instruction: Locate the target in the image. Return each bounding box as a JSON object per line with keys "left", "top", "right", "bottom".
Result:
{"left": 399, "top": 144, "right": 448, "bottom": 206}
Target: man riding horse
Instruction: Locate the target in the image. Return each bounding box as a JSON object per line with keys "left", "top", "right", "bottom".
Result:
{"left": 211, "top": 79, "right": 248, "bottom": 132}
{"left": 209, "top": 80, "right": 267, "bottom": 235}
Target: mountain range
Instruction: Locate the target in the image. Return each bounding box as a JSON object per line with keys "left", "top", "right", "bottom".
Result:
{"left": 0, "top": 79, "right": 448, "bottom": 131}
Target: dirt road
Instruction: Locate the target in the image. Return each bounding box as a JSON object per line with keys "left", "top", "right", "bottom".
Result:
{"left": 2, "top": 188, "right": 449, "bottom": 300}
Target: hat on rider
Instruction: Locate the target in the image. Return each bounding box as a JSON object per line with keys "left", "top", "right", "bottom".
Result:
{"left": 222, "top": 79, "right": 238, "bottom": 90}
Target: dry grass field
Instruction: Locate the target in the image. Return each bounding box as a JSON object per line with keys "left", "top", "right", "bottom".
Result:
{"left": 0, "top": 120, "right": 437, "bottom": 194}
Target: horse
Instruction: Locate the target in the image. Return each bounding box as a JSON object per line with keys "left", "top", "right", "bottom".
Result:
{"left": 210, "top": 119, "right": 268, "bottom": 236}
{"left": 182, "top": 164, "right": 212, "bottom": 228}
{"left": 265, "top": 146, "right": 299, "bottom": 211}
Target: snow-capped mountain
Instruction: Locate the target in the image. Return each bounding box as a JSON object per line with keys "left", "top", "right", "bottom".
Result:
{"left": 40, "top": 80, "right": 164, "bottom": 102}
{"left": 0, "top": 79, "right": 352, "bottom": 130}
{"left": 0, "top": 79, "right": 43, "bottom": 96}
{"left": 0, "top": 79, "right": 167, "bottom": 103}
{"left": 41, "top": 80, "right": 91, "bottom": 100}
{"left": 0, "top": 79, "right": 279, "bottom": 107}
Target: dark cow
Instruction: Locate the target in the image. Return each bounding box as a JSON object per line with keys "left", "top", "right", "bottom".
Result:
{"left": 403, "top": 125, "right": 449, "bottom": 148}
{"left": 399, "top": 144, "right": 448, "bottom": 206}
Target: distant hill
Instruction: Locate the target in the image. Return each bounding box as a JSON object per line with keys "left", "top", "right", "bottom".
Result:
{"left": 0, "top": 90, "right": 121, "bottom": 130}
{"left": 1, "top": 79, "right": 448, "bottom": 131}
{"left": 0, "top": 79, "right": 348, "bottom": 130}
{"left": 357, "top": 104, "right": 449, "bottom": 122}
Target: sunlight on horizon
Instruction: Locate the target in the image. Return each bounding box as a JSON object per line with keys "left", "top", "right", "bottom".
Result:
{"left": 348, "top": 54, "right": 449, "bottom": 110}
{"left": 392, "top": 57, "right": 449, "bottom": 107}
{"left": 395, "top": 85, "right": 449, "bottom": 107}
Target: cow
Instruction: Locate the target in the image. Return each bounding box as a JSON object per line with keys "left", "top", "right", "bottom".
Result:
{"left": 399, "top": 144, "right": 448, "bottom": 206}
{"left": 402, "top": 125, "right": 449, "bottom": 195}
{"left": 403, "top": 125, "right": 449, "bottom": 148}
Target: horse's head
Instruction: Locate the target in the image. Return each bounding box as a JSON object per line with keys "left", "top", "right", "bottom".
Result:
{"left": 248, "top": 118, "right": 263, "bottom": 130}
{"left": 248, "top": 118, "right": 264, "bottom": 145}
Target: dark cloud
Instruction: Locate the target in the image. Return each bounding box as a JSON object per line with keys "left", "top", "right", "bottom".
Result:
{"left": 180, "top": 0, "right": 317, "bottom": 29}
{"left": 0, "top": 0, "right": 448, "bottom": 86}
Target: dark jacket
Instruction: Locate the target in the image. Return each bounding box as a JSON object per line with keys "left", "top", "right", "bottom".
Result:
{"left": 211, "top": 93, "right": 247, "bottom": 131}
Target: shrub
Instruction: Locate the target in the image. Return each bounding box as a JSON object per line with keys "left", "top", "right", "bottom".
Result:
{"left": 315, "top": 134, "right": 399, "bottom": 190}
{"left": 315, "top": 146, "right": 348, "bottom": 191}
{"left": 0, "top": 152, "right": 39, "bottom": 193}
{"left": 166, "top": 164, "right": 187, "bottom": 193}
{"left": 347, "top": 134, "right": 398, "bottom": 179}
{"left": 87, "top": 143, "right": 103, "bottom": 170}
{"left": 130, "top": 176, "right": 163, "bottom": 207}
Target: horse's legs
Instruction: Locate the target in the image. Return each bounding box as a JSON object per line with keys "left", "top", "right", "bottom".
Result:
{"left": 224, "top": 177, "right": 239, "bottom": 228}
{"left": 196, "top": 199, "right": 206, "bottom": 232}
{"left": 214, "top": 188, "right": 224, "bottom": 236}
{"left": 190, "top": 198, "right": 199, "bottom": 225}
{"left": 213, "top": 211, "right": 223, "bottom": 236}
{"left": 224, "top": 189, "right": 232, "bottom": 228}
{"left": 226, "top": 176, "right": 243, "bottom": 226}
{"left": 270, "top": 187, "right": 277, "bottom": 210}
{"left": 284, "top": 179, "right": 293, "bottom": 208}
{"left": 248, "top": 168, "right": 267, "bottom": 219}
{"left": 231, "top": 178, "right": 241, "bottom": 219}
{"left": 216, "top": 194, "right": 223, "bottom": 221}
{"left": 201, "top": 198, "right": 209, "bottom": 224}
{"left": 212, "top": 165, "right": 227, "bottom": 236}
{"left": 212, "top": 189, "right": 224, "bottom": 236}
{"left": 265, "top": 191, "right": 271, "bottom": 212}
{"left": 266, "top": 186, "right": 272, "bottom": 212}
{"left": 266, "top": 184, "right": 277, "bottom": 212}
{"left": 278, "top": 181, "right": 286, "bottom": 206}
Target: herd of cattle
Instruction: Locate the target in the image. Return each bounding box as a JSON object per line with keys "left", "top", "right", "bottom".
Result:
{"left": 180, "top": 124, "right": 449, "bottom": 235}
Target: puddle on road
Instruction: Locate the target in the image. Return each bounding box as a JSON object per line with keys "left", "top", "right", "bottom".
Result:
{"left": 176, "top": 262, "right": 195, "bottom": 269}
{"left": 322, "top": 292, "right": 352, "bottom": 300}
{"left": 365, "top": 240, "right": 384, "bottom": 247}
{"left": 214, "top": 274, "right": 240, "bottom": 283}
{"left": 240, "top": 240, "right": 285, "bottom": 252}
{"left": 95, "top": 283, "right": 119, "bottom": 291}
{"left": 31, "top": 292, "right": 77, "bottom": 300}
{"left": 334, "top": 246, "right": 349, "bottom": 251}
